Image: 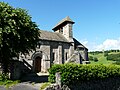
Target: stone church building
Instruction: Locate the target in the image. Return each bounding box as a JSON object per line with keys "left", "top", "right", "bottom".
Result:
{"left": 19, "top": 16, "right": 88, "bottom": 73}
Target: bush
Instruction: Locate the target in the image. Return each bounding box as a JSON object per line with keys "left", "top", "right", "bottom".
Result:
{"left": 49, "top": 64, "right": 120, "bottom": 85}
{"left": 113, "top": 61, "right": 120, "bottom": 65}
{"left": 89, "top": 56, "right": 94, "bottom": 61}
{"left": 88, "top": 56, "right": 98, "bottom": 62}
{"left": 93, "top": 57, "right": 98, "bottom": 62}
{"left": 104, "top": 52, "right": 108, "bottom": 57}
{"left": 0, "top": 73, "right": 9, "bottom": 81}
{"left": 107, "top": 53, "right": 120, "bottom": 61}
{"left": 0, "top": 74, "right": 20, "bottom": 87}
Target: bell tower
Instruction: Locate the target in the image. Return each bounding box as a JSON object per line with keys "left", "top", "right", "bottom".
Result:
{"left": 52, "top": 16, "right": 75, "bottom": 42}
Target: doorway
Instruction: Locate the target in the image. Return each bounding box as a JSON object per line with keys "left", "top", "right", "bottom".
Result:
{"left": 34, "top": 57, "right": 41, "bottom": 73}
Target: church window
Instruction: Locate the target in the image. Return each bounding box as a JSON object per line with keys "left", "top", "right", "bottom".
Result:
{"left": 61, "top": 27, "right": 63, "bottom": 33}
{"left": 59, "top": 27, "right": 63, "bottom": 34}
{"left": 52, "top": 52, "right": 55, "bottom": 62}
{"left": 66, "top": 52, "right": 68, "bottom": 60}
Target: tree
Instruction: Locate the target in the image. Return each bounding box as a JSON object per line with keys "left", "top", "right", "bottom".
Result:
{"left": 89, "top": 56, "right": 93, "bottom": 61}
{"left": 104, "top": 52, "right": 108, "bottom": 57}
{"left": 0, "top": 2, "right": 40, "bottom": 74}
{"left": 94, "top": 57, "right": 98, "bottom": 62}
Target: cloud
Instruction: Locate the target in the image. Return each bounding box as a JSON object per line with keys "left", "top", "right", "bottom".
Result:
{"left": 94, "top": 38, "right": 120, "bottom": 51}
{"left": 80, "top": 38, "right": 120, "bottom": 51}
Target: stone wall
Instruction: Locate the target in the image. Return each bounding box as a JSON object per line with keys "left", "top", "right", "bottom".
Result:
{"left": 20, "top": 40, "right": 73, "bottom": 72}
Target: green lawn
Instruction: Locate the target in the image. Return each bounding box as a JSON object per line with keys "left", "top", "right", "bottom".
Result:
{"left": 89, "top": 53, "right": 115, "bottom": 65}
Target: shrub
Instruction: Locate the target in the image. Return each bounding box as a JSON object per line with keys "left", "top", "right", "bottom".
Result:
{"left": 113, "top": 61, "right": 120, "bottom": 65}
{"left": 49, "top": 64, "right": 120, "bottom": 85}
{"left": 0, "top": 73, "right": 9, "bottom": 81}
{"left": 0, "top": 74, "right": 20, "bottom": 86}
{"left": 89, "top": 56, "right": 94, "bottom": 61}
{"left": 104, "top": 52, "right": 108, "bottom": 57}
{"left": 88, "top": 56, "right": 98, "bottom": 62}
{"left": 93, "top": 57, "right": 98, "bottom": 62}
{"left": 106, "top": 53, "right": 120, "bottom": 61}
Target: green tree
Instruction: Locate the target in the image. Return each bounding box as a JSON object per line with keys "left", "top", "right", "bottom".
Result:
{"left": 94, "top": 57, "right": 98, "bottom": 62}
{"left": 104, "top": 52, "right": 108, "bottom": 57}
{"left": 0, "top": 2, "right": 40, "bottom": 74}
{"left": 89, "top": 56, "right": 94, "bottom": 61}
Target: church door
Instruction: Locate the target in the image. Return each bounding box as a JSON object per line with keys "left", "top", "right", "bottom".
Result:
{"left": 34, "top": 57, "right": 41, "bottom": 73}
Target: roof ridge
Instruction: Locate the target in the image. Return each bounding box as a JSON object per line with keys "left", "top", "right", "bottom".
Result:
{"left": 65, "top": 16, "right": 73, "bottom": 22}
{"left": 52, "top": 16, "right": 74, "bottom": 30}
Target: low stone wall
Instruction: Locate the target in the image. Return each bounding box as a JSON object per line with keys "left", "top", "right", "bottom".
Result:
{"left": 69, "top": 77, "right": 120, "bottom": 90}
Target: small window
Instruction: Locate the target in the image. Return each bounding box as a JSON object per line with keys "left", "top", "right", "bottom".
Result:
{"left": 52, "top": 52, "right": 55, "bottom": 62}
{"left": 61, "top": 27, "right": 63, "bottom": 33}
{"left": 66, "top": 52, "right": 68, "bottom": 60}
{"left": 59, "top": 27, "right": 63, "bottom": 34}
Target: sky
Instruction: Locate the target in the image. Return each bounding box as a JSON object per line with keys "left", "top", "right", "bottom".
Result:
{"left": 1, "top": 0, "right": 120, "bottom": 51}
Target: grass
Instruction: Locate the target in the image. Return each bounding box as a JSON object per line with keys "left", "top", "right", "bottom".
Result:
{"left": 0, "top": 73, "right": 20, "bottom": 88}
{"left": 89, "top": 52, "right": 115, "bottom": 65}
{"left": 0, "top": 80, "right": 20, "bottom": 88}
{"left": 40, "top": 82, "right": 51, "bottom": 90}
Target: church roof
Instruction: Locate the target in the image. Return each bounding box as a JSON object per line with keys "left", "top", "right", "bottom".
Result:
{"left": 39, "top": 30, "right": 69, "bottom": 42}
{"left": 73, "top": 38, "right": 88, "bottom": 50}
{"left": 38, "top": 30, "right": 88, "bottom": 50}
{"left": 52, "top": 16, "right": 75, "bottom": 30}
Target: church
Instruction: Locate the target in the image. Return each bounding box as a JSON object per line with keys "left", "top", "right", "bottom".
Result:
{"left": 20, "top": 16, "right": 89, "bottom": 73}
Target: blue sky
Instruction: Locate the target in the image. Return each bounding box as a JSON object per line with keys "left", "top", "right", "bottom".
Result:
{"left": 1, "top": 0, "right": 120, "bottom": 51}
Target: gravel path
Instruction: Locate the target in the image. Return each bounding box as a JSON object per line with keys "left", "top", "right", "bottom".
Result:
{"left": 0, "top": 82, "right": 43, "bottom": 90}
{"left": 0, "top": 72, "right": 49, "bottom": 90}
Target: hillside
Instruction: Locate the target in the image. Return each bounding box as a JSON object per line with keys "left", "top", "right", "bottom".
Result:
{"left": 89, "top": 50, "right": 120, "bottom": 65}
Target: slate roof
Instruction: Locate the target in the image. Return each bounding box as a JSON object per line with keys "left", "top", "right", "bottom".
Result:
{"left": 73, "top": 38, "right": 88, "bottom": 50}
{"left": 39, "top": 30, "right": 69, "bottom": 42}
{"left": 39, "top": 30, "right": 87, "bottom": 50}
{"left": 52, "top": 16, "right": 75, "bottom": 30}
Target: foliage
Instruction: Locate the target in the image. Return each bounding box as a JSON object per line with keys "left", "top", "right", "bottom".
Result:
{"left": 70, "top": 77, "right": 120, "bottom": 90}
{"left": 104, "top": 52, "right": 108, "bottom": 57}
{"left": 93, "top": 57, "right": 98, "bottom": 62}
{"left": 49, "top": 64, "right": 120, "bottom": 85}
{"left": 0, "top": 73, "right": 9, "bottom": 81}
{"left": 0, "top": 2, "right": 40, "bottom": 73}
{"left": 106, "top": 53, "right": 120, "bottom": 61}
{"left": 0, "top": 73, "right": 20, "bottom": 87}
{"left": 89, "top": 56, "right": 98, "bottom": 62}
{"left": 88, "top": 56, "right": 93, "bottom": 61}
{"left": 113, "top": 61, "right": 120, "bottom": 65}
{"left": 89, "top": 50, "right": 120, "bottom": 55}
{"left": 88, "top": 51, "right": 116, "bottom": 65}
{"left": 89, "top": 51, "right": 103, "bottom": 55}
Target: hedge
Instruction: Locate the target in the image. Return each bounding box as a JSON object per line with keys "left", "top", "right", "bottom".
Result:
{"left": 48, "top": 63, "right": 120, "bottom": 85}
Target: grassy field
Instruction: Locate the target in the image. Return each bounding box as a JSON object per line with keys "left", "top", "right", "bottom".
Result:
{"left": 89, "top": 52, "right": 116, "bottom": 65}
